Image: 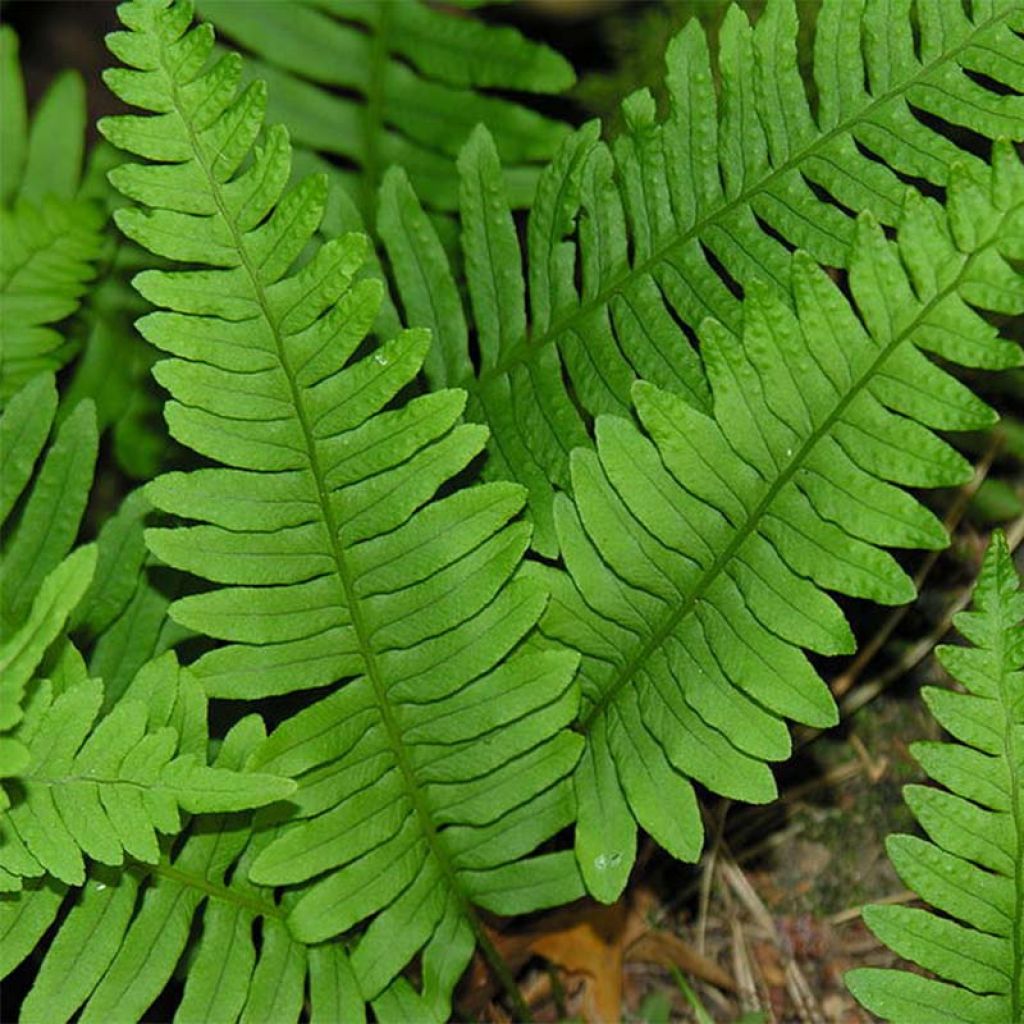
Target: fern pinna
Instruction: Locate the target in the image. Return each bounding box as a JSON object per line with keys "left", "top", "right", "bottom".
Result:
{"left": 99, "top": 0, "right": 582, "bottom": 1017}
{"left": 846, "top": 530, "right": 1024, "bottom": 1024}
{"left": 379, "top": 0, "right": 1024, "bottom": 555}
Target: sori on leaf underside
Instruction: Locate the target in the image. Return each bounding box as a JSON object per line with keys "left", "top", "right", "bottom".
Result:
{"left": 0, "top": 0, "right": 1021, "bottom": 1021}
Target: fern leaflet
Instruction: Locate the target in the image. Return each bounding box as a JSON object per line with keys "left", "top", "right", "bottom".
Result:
{"left": 846, "top": 530, "right": 1024, "bottom": 1023}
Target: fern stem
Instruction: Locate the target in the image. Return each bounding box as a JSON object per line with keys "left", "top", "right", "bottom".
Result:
{"left": 998, "top": 606, "right": 1024, "bottom": 1020}
{"left": 133, "top": 858, "right": 285, "bottom": 922}
{"left": 577, "top": 198, "right": 1019, "bottom": 736}
{"left": 475, "top": 925, "right": 533, "bottom": 1022}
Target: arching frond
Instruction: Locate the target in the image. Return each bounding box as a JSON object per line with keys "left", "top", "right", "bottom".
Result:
{"left": 380, "top": 0, "right": 1024, "bottom": 553}
{"left": 526, "top": 148, "right": 1024, "bottom": 900}
{"left": 197, "top": 0, "right": 574, "bottom": 218}
{"left": 100, "top": 1, "right": 583, "bottom": 1015}
{"left": 0, "top": 29, "right": 105, "bottom": 401}
{"left": 846, "top": 530, "right": 1024, "bottom": 1023}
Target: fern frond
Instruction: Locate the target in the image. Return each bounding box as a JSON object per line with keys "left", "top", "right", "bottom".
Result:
{"left": 527, "top": 147, "right": 1024, "bottom": 901}
{"left": 0, "top": 651, "right": 294, "bottom": 893}
{"left": 197, "top": 0, "right": 574, "bottom": 217}
{"left": 380, "top": 0, "right": 1024, "bottom": 553}
{"left": 846, "top": 530, "right": 1024, "bottom": 1023}
{"left": 101, "top": 0, "right": 583, "bottom": 1012}
{"left": 0, "top": 29, "right": 106, "bottom": 401}
{"left": 0, "top": 714, "right": 328, "bottom": 1024}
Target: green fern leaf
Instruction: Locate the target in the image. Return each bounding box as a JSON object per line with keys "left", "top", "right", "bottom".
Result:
{"left": 197, "top": 0, "right": 574, "bottom": 217}
{"left": 0, "top": 29, "right": 106, "bottom": 401}
{"left": 846, "top": 530, "right": 1024, "bottom": 1023}
{"left": 380, "top": 0, "right": 1024, "bottom": 553}
{"left": 1, "top": 715, "right": 340, "bottom": 1024}
{"left": 528, "top": 147, "right": 1024, "bottom": 901}
{"left": 71, "top": 488, "right": 151, "bottom": 642}
{"left": 100, "top": 1, "right": 583, "bottom": 1013}
{"left": 0, "top": 651, "right": 295, "bottom": 892}
{"left": 0, "top": 546, "right": 97, "bottom": 735}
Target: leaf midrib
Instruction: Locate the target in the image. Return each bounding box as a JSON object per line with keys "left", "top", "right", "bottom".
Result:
{"left": 136, "top": 856, "right": 284, "bottom": 921}
{"left": 473, "top": 5, "right": 1014, "bottom": 397}
{"left": 580, "top": 203, "right": 1017, "bottom": 734}
{"left": 159, "top": 29, "right": 490, "bottom": 982}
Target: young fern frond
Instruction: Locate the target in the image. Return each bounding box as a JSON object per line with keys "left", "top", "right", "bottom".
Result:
{"left": 0, "top": 713, "right": 318, "bottom": 1024}
{"left": 846, "top": 530, "right": 1024, "bottom": 1024}
{"left": 197, "top": 0, "right": 574, "bottom": 218}
{"left": 526, "top": 150, "right": 1024, "bottom": 901}
{"left": 379, "top": 0, "right": 1024, "bottom": 553}
{"left": 0, "top": 29, "right": 106, "bottom": 402}
{"left": 101, "top": 1, "right": 582, "bottom": 1015}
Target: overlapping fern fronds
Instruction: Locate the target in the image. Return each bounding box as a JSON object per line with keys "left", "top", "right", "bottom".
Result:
{"left": 197, "top": 0, "right": 574, "bottom": 218}
{"left": 846, "top": 530, "right": 1024, "bottom": 1023}
{"left": 0, "top": 29, "right": 106, "bottom": 402}
{"left": 0, "top": 650, "right": 294, "bottom": 895}
{"left": 0, "top": 711, "right": 311, "bottom": 1024}
{"left": 525, "top": 148, "right": 1024, "bottom": 900}
{"left": 0, "top": 375, "right": 292, "bottom": 1024}
{"left": 100, "top": 1, "right": 583, "bottom": 1016}
{"left": 380, "top": 0, "right": 1024, "bottom": 553}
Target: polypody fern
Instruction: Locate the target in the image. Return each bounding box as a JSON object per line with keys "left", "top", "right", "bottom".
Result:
{"left": 380, "top": 0, "right": 1024, "bottom": 553}
{"left": 1, "top": 0, "right": 1022, "bottom": 1018}
{"left": 99, "top": 1, "right": 583, "bottom": 1016}
{"left": 847, "top": 530, "right": 1024, "bottom": 1023}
